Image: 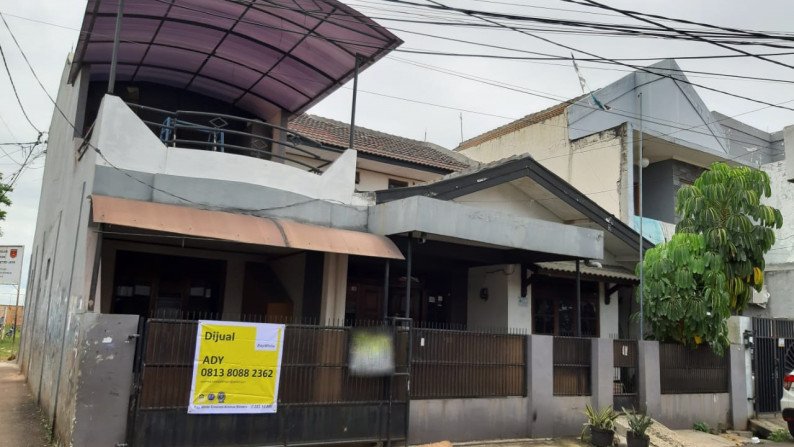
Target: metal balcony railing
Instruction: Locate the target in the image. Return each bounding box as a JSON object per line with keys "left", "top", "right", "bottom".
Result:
{"left": 126, "top": 103, "right": 342, "bottom": 173}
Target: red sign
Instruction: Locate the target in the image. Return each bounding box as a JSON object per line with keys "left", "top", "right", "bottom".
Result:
{"left": 9, "top": 249, "right": 17, "bottom": 259}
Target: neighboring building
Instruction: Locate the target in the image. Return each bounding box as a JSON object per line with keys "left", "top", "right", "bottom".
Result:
{"left": 456, "top": 59, "right": 784, "bottom": 235}
{"left": 743, "top": 125, "right": 794, "bottom": 318}
{"left": 288, "top": 114, "right": 473, "bottom": 191}
{"left": 0, "top": 304, "right": 23, "bottom": 331}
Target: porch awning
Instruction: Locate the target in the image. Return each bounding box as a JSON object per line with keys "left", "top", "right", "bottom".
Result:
{"left": 91, "top": 195, "right": 404, "bottom": 259}
{"left": 535, "top": 261, "right": 638, "bottom": 283}
{"left": 69, "top": 0, "right": 401, "bottom": 120}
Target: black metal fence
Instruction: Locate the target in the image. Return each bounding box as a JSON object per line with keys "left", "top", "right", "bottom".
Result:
{"left": 613, "top": 339, "right": 639, "bottom": 410}
{"left": 659, "top": 343, "right": 729, "bottom": 394}
{"left": 753, "top": 317, "right": 794, "bottom": 413}
{"left": 553, "top": 336, "right": 592, "bottom": 396}
{"left": 411, "top": 325, "right": 527, "bottom": 399}
{"left": 127, "top": 316, "right": 409, "bottom": 447}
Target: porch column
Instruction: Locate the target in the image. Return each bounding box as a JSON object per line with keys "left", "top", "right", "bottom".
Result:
{"left": 315, "top": 253, "right": 348, "bottom": 403}
{"left": 270, "top": 108, "right": 289, "bottom": 162}
{"left": 320, "top": 252, "right": 348, "bottom": 324}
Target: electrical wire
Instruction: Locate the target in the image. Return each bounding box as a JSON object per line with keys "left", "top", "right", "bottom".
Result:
{"left": 389, "top": 0, "right": 794, "bottom": 114}
{"left": 0, "top": 44, "right": 41, "bottom": 133}
{"left": 571, "top": 0, "right": 794, "bottom": 72}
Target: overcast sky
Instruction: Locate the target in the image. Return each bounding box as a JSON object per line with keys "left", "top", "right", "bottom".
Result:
{"left": 0, "top": 0, "right": 793, "bottom": 302}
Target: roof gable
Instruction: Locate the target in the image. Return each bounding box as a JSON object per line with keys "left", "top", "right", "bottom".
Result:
{"left": 568, "top": 60, "right": 730, "bottom": 157}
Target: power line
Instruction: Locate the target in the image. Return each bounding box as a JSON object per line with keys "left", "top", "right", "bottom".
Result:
{"left": 0, "top": 44, "right": 41, "bottom": 133}
{"left": 389, "top": 0, "right": 794, "bottom": 114}
{"left": 387, "top": 56, "right": 789, "bottom": 153}
{"left": 571, "top": 0, "right": 794, "bottom": 72}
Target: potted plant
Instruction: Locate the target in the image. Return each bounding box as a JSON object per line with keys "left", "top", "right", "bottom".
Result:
{"left": 582, "top": 403, "right": 618, "bottom": 447}
{"left": 622, "top": 407, "right": 654, "bottom": 447}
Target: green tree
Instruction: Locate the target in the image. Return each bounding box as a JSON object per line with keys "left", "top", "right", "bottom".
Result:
{"left": 639, "top": 162, "right": 782, "bottom": 354}
{"left": 676, "top": 162, "right": 782, "bottom": 311}
{"left": 0, "top": 174, "right": 11, "bottom": 232}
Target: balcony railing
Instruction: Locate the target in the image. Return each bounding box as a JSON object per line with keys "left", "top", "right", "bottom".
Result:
{"left": 126, "top": 103, "right": 342, "bottom": 173}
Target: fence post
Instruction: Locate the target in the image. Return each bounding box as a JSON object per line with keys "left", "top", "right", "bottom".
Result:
{"left": 591, "top": 338, "right": 613, "bottom": 410}
{"left": 528, "top": 334, "right": 554, "bottom": 438}
{"left": 638, "top": 340, "right": 661, "bottom": 417}
{"left": 729, "top": 344, "right": 749, "bottom": 430}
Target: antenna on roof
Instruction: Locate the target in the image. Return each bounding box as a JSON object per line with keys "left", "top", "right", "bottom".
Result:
{"left": 459, "top": 113, "right": 464, "bottom": 143}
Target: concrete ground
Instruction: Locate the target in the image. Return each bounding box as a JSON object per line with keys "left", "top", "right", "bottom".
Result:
{"left": 0, "top": 362, "right": 52, "bottom": 447}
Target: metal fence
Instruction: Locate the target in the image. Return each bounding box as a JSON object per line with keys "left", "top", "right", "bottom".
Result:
{"left": 125, "top": 103, "right": 341, "bottom": 173}
{"left": 411, "top": 325, "right": 527, "bottom": 399}
{"left": 553, "top": 336, "right": 592, "bottom": 396}
{"left": 127, "top": 316, "right": 409, "bottom": 447}
{"left": 613, "top": 339, "right": 639, "bottom": 410}
{"left": 753, "top": 317, "right": 794, "bottom": 413}
{"left": 659, "top": 343, "right": 729, "bottom": 394}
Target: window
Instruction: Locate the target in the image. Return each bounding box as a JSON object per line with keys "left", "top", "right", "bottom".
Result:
{"left": 388, "top": 178, "right": 408, "bottom": 189}
{"left": 532, "top": 276, "right": 599, "bottom": 337}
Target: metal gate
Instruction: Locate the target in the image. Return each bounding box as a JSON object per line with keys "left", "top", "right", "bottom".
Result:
{"left": 753, "top": 318, "right": 794, "bottom": 414}
{"left": 126, "top": 317, "right": 411, "bottom": 447}
{"left": 613, "top": 339, "right": 639, "bottom": 411}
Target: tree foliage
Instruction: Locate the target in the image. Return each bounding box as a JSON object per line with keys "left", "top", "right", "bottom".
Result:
{"left": 639, "top": 162, "right": 783, "bottom": 354}
{"left": 640, "top": 233, "right": 730, "bottom": 353}
{"left": 675, "top": 163, "right": 782, "bottom": 311}
{"left": 0, "top": 174, "right": 11, "bottom": 230}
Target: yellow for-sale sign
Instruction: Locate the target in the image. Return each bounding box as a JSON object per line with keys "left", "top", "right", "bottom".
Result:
{"left": 188, "top": 320, "right": 285, "bottom": 414}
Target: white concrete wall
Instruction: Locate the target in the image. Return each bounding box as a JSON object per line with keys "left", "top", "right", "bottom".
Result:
{"left": 467, "top": 264, "right": 528, "bottom": 331}
{"left": 356, "top": 169, "right": 418, "bottom": 192}
{"left": 455, "top": 184, "right": 563, "bottom": 222}
{"left": 93, "top": 95, "right": 359, "bottom": 205}
{"left": 467, "top": 265, "right": 510, "bottom": 328}
{"left": 410, "top": 398, "right": 528, "bottom": 444}
{"left": 458, "top": 111, "right": 625, "bottom": 220}
{"left": 552, "top": 396, "right": 591, "bottom": 437}
{"left": 786, "top": 125, "right": 794, "bottom": 181}
{"left": 762, "top": 161, "right": 794, "bottom": 266}
{"left": 659, "top": 393, "right": 731, "bottom": 430}
{"left": 599, "top": 282, "right": 619, "bottom": 339}
{"left": 20, "top": 62, "right": 101, "bottom": 446}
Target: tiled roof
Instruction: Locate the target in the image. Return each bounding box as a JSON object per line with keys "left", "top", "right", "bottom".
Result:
{"left": 454, "top": 94, "right": 587, "bottom": 152}
{"left": 289, "top": 114, "right": 472, "bottom": 172}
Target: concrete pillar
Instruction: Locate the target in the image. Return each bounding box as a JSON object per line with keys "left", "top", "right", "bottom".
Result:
{"left": 729, "top": 344, "right": 750, "bottom": 430}
{"left": 592, "top": 338, "right": 614, "bottom": 410}
{"left": 270, "top": 108, "right": 289, "bottom": 162}
{"left": 320, "top": 253, "right": 348, "bottom": 324}
{"left": 528, "top": 334, "right": 554, "bottom": 438}
{"left": 638, "top": 340, "right": 661, "bottom": 417}
{"left": 223, "top": 258, "right": 245, "bottom": 316}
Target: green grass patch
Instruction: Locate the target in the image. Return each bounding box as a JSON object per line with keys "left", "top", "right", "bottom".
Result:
{"left": 769, "top": 429, "right": 794, "bottom": 442}
{"left": 0, "top": 335, "right": 20, "bottom": 360}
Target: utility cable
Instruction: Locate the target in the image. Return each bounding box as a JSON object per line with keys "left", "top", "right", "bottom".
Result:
{"left": 0, "top": 44, "right": 41, "bottom": 133}
{"left": 573, "top": 0, "right": 794, "bottom": 72}
{"left": 389, "top": 0, "right": 794, "bottom": 114}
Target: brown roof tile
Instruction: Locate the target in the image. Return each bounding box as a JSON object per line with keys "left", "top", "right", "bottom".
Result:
{"left": 289, "top": 114, "right": 472, "bottom": 172}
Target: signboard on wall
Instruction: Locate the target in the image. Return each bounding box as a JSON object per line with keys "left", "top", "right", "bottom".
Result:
{"left": 188, "top": 320, "right": 285, "bottom": 414}
{"left": 0, "top": 246, "right": 24, "bottom": 285}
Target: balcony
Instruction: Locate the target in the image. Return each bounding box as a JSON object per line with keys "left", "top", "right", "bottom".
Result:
{"left": 125, "top": 102, "right": 342, "bottom": 174}
{"left": 85, "top": 95, "right": 360, "bottom": 207}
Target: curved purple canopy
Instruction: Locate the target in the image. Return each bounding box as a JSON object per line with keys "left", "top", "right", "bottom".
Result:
{"left": 70, "top": 0, "right": 402, "bottom": 119}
